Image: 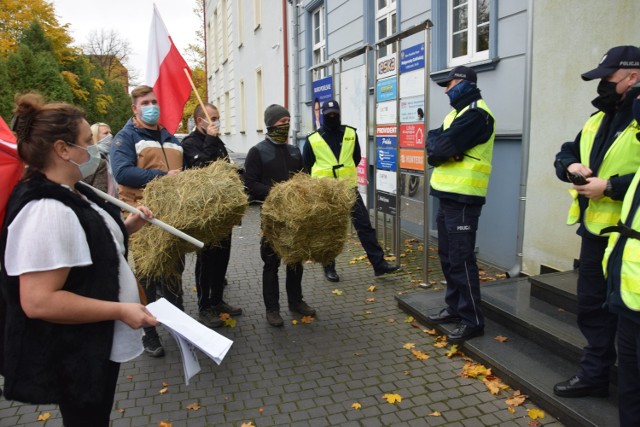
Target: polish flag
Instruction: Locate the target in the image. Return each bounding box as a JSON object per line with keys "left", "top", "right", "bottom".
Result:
{"left": 0, "top": 115, "right": 23, "bottom": 225}
{"left": 146, "top": 4, "right": 192, "bottom": 134}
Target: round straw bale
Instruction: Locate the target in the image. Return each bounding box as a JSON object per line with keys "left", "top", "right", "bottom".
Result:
{"left": 130, "top": 161, "right": 248, "bottom": 279}
{"left": 261, "top": 173, "right": 356, "bottom": 265}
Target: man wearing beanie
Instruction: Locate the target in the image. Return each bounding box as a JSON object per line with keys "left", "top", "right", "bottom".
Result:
{"left": 302, "top": 99, "right": 400, "bottom": 282}
{"left": 244, "top": 104, "right": 316, "bottom": 327}
{"left": 554, "top": 45, "right": 640, "bottom": 401}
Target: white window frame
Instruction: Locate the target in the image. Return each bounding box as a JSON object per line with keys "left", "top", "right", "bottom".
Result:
{"left": 212, "top": 9, "right": 219, "bottom": 71}
{"left": 255, "top": 67, "right": 264, "bottom": 131}
{"left": 239, "top": 79, "right": 246, "bottom": 133}
{"left": 447, "top": 0, "right": 490, "bottom": 66}
{"left": 376, "top": 0, "right": 396, "bottom": 58}
{"left": 221, "top": 0, "right": 229, "bottom": 63}
{"left": 312, "top": 6, "right": 326, "bottom": 79}
{"left": 253, "top": 0, "right": 261, "bottom": 30}
{"left": 237, "top": 0, "right": 244, "bottom": 47}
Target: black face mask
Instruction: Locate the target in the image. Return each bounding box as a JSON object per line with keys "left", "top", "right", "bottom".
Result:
{"left": 323, "top": 115, "right": 341, "bottom": 131}
{"left": 593, "top": 79, "right": 623, "bottom": 111}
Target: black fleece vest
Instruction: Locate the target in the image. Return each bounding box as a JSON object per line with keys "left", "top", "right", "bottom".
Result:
{"left": 0, "top": 173, "right": 126, "bottom": 405}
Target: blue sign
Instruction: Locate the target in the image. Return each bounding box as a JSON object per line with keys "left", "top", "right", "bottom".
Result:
{"left": 312, "top": 76, "right": 334, "bottom": 130}
{"left": 400, "top": 43, "right": 425, "bottom": 74}
{"left": 377, "top": 148, "right": 397, "bottom": 171}
{"left": 376, "top": 135, "right": 397, "bottom": 148}
{"left": 376, "top": 77, "right": 397, "bottom": 102}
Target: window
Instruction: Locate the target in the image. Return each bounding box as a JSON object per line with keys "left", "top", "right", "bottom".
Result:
{"left": 221, "top": 0, "right": 229, "bottom": 62}
{"left": 237, "top": 0, "right": 244, "bottom": 47}
{"left": 239, "top": 80, "right": 246, "bottom": 133}
{"left": 376, "top": 0, "right": 396, "bottom": 58}
{"left": 253, "top": 0, "right": 261, "bottom": 30}
{"left": 312, "top": 7, "right": 326, "bottom": 79}
{"left": 255, "top": 68, "right": 264, "bottom": 131}
{"left": 448, "top": 0, "right": 490, "bottom": 66}
{"left": 213, "top": 8, "right": 219, "bottom": 70}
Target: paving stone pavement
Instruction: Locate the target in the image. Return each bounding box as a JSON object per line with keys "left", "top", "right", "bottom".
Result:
{"left": 0, "top": 205, "right": 565, "bottom": 427}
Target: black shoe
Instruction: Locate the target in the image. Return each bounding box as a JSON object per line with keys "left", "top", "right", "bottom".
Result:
{"left": 142, "top": 334, "right": 165, "bottom": 357}
{"left": 428, "top": 308, "right": 462, "bottom": 324}
{"left": 324, "top": 263, "right": 340, "bottom": 282}
{"left": 266, "top": 310, "right": 284, "bottom": 327}
{"left": 374, "top": 262, "right": 400, "bottom": 276}
{"left": 553, "top": 376, "right": 609, "bottom": 398}
{"left": 199, "top": 309, "right": 224, "bottom": 328}
{"left": 289, "top": 301, "right": 316, "bottom": 316}
{"left": 212, "top": 301, "right": 243, "bottom": 316}
{"left": 447, "top": 323, "right": 484, "bottom": 343}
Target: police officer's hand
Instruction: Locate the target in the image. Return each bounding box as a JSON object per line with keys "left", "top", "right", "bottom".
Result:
{"left": 574, "top": 177, "right": 607, "bottom": 200}
{"left": 567, "top": 162, "right": 592, "bottom": 178}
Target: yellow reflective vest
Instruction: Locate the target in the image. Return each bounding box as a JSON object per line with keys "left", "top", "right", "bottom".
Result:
{"left": 603, "top": 166, "right": 640, "bottom": 311}
{"left": 308, "top": 127, "right": 358, "bottom": 187}
{"left": 430, "top": 99, "right": 495, "bottom": 197}
{"left": 566, "top": 112, "right": 640, "bottom": 236}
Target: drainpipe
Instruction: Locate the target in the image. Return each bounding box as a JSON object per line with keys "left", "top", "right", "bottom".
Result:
{"left": 202, "top": 0, "right": 208, "bottom": 96}
{"left": 508, "top": 0, "right": 534, "bottom": 278}
{"left": 288, "top": 0, "right": 301, "bottom": 144}
{"left": 282, "top": 0, "right": 289, "bottom": 108}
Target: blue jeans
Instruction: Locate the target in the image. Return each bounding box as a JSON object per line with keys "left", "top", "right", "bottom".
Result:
{"left": 436, "top": 198, "right": 484, "bottom": 328}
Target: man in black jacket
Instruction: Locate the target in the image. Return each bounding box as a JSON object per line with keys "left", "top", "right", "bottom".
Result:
{"left": 181, "top": 103, "right": 242, "bottom": 328}
{"left": 244, "top": 104, "right": 316, "bottom": 327}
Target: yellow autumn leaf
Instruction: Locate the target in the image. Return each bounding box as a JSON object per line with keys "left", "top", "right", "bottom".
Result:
{"left": 507, "top": 406, "right": 515, "bottom": 414}
{"left": 37, "top": 412, "right": 51, "bottom": 421}
{"left": 349, "top": 260, "right": 357, "bottom": 264}
{"left": 368, "top": 285, "right": 377, "bottom": 292}
{"left": 301, "top": 316, "right": 314, "bottom": 324}
{"left": 412, "top": 349, "right": 430, "bottom": 360}
{"left": 494, "top": 335, "right": 509, "bottom": 342}
{"left": 240, "top": 423, "right": 255, "bottom": 427}
{"left": 192, "top": 287, "right": 197, "bottom": 292}
{"left": 159, "top": 387, "right": 169, "bottom": 394}
{"left": 460, "top": 362, "right": 491, "bottom": 379}
{"left": 429, "top": 411, "right": 441, "bottom": 416}
{"left": 162, "top": 381, "right": 169, "bottom": 387}
{"left": 159, "top": 422, "right": 172, "bottom": 427}
{"left": 366, "top": 297, "right": 376, "bottom": 303}
{"left": 292, "top": 319, "right": 299, "bottom": 325}
{"left": 382, "top": 393, "right": 402, "bottom": 404}
{"left": 505, "top": 391, "right": 527, "bottom": 407}
{"left": 434, "top": 337, "right": 448, "bottom": 348}
{"left": 351, "top": 402, "right": 362, "bottom": 409}
{"left": 117, "top": 408, "right": 125, "bottom": 414}
{"left": 445, "top": 344, "right": 460, "bottom": 358}
{"left": 527, "top": 408, "right": 545, "bottom": 420}
{"left": 224, "top": 317, "right": 237, "bottom": 327}
{"left": 332, "top": 289, "right": 344, "bottom": 295}
{"left": 403, "top": 342, "right": 416, "bottom": 349}
{"left": 423, "top": 328, "right": 437, "bottom": 335}
{"left": 483, "top": 377, "right": 502, "bottom": 395}
{"left": 404, "top": 316, "right": 415, "bottom": 323}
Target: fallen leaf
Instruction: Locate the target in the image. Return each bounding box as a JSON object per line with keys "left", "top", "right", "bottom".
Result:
{"left": 529, "top": 421, "right": 541, "bottom": 427}
{"left": 259, "top": 407, "right": 264, "bottom": 414}
{"left": 445, "top": 344, "right": 460, "bottom": 358}
{"left": 332, "top": 289, "right": 344, "bottom": 295}
{"left": 494, "top": 335, "right": 509, "bottom": 342}
{"left": 527, "top": 408, "right": 545, "bottom": 420}
{"left": 301, "top": 316, "right": 314, "bottom": 324}
{"left": 159, "top": 387, "right": 169, "bottom": 395}
{"left": 434, "top": 336, "right": 448, "bottom": 348}
{"left": 366, "top": 297, "right": 376, "bottom": 303}
{"left": 483, "top": 374, "right": 509, "bottom": 395}
{"left": 403, "top": 370, "right": 411, "bottom": 375}
{"left": 353, "top": 352, "right": 362, "bottom": 356}
{"left": 291, "top": 319, "right": 299, "bottom": 325}
{"left": 505, "top": 390, "right": 527, "bottom": 407}
{"left": 240, "top": 423, "right": 255, "bottom": 427}
{"left": 460, "top": 362, "right": 491, "bottom": 379}
{"left": 368, "top": 285, "right": 377, "bottom": 292}
{"left": 159, "top": 422, "right": 172, "bottom": 427}
{"left": 192, "top": 287, "right": 197, "bottom": 292}
{"left": 117, "top": 408, "right": 125, "bottom": 414}
{"left": 127, "top": 375, "right": 134, "bottom": 380}
{"left": 507, "top": 406, "right": 515, "bottom": 414}
{"left": 351, "top": 402, "right": 362, "bottom": 409}
{"left": 403, "top": 342, "right": 416, "bottom": 349}
{"left": 387, "top": 318, "right": 396, "bottom": 323}
{"left": 382, "top": 393, "right": 402, "bottom": 404}
{"left": 37, "top": 412, "right": 51, "bottom": 421}
{"left": 412, "top": 349, "right": 430, "bottom": 360}
{"left": 162, "top": 381, "right": 169, "bottom": 387}
{"left": 429, "top": 411, "right": 441, "bottom": 417}
{"left": 404, "top": 316, "right": 415, "bottom": 323}
{"left": 185, "top": 402, "right": 201, "bottom": 411}
{"left": 224, "top": 318, "right": 237, "bottom": 327}
{"left": 423, "top": 328, "right": 437, "bottom": 335}
{"left": 219, "top": 313, "right": 231, "bottom": 321}
{"left": 410, "top": 322, "right": 421, "bottom": 328}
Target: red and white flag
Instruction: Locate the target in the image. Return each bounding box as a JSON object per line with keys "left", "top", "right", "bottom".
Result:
{"left": 0, "top": 115, "right": 23, "bottom": 225}
{"left": 146, "top": 4, "right": 192, "bottom": 134}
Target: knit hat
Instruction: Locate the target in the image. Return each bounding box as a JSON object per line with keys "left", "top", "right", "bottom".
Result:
{"left": 264, "top": 104, "right": 290, "bottom": 127}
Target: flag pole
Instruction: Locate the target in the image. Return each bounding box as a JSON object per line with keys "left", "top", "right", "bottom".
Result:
{"left": 183, "top": 68, "right": 212, "bottom": 123}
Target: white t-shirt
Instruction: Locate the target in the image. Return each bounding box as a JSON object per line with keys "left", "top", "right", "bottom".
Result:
{"left": 4, "top": 188, "right": 143, "bottom": 362}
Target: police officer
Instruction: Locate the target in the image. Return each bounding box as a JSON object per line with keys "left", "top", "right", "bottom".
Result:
{"left": 554, "top": 45, "right": 640, "bottom": 398}
{"left": 302, "top": 100, "right": 400, "bottom": 282}
{"left": 425, "top": 66, "right": 496, "bottom": 343}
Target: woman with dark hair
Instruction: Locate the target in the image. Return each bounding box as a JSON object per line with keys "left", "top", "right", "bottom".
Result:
{"left": 0, "top": 93, "right": 158, "bottom": 426}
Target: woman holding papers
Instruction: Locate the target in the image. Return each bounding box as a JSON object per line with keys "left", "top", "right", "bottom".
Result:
{"left": 0, "top": 93, "right": 158, "bottom": 427}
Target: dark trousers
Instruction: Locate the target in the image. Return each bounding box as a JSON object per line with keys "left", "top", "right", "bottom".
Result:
{"left": 576, "top": 236, "right": 617, "bottom": 384}
{"left": 260, "top": 237, "right": 303, "bottom": 312}
{"left": 351, "top": 192, "right": 386, "bottom": 270}
{"left": 617, "top": 315, "right": 640, "bottom": 427}
{"left": 58, "top": 361, "right": 119, "bottom": 427}
{"left": 436, "top": 198, "right": 484, "bottom": 328}
{"left": 141, "top": 256, "right": 185, "bottom": 338}
{"left": 195, "top": 236, "right": 231, "bottom": 312}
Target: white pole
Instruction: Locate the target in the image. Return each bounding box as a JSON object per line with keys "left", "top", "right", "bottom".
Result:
{"left": 77, "top": 181, "right": 204, "bottom": 249}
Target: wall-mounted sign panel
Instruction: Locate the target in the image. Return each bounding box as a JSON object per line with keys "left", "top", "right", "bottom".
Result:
{"left": 376, "top": 191, "right": 397, "bottom": 216}
{"left": 399, "top": 149, "right": 425, "bottom": 171}
{"left": 376, "top": 77, "right": 397, "bottom": 103}
{"left": 376, "top": 169, "right": 397, "bottom": 194}
{"left": 399, "top": 43, "right": 425, "bottom": 73}
{"left": 400, "top": 96, "right": 426, "bottom": 123}
{"left": 399, "top": 68, "right": 425, "bottom": 98}
{"left": 377, "top": 53, "right": 397, "bottom": 79}
{"left": 376, "top": 135, "right": 397, "bottom": 148}
{"left": 376, "top": 148, "right": 397, "bottom": 171}
{"left": 376, "top": 101, "right": 397, "bottom": 124}
{"left": 311, "top": 76, "right": 333, "bottom": 130}
{"left": 399, "top": 123, "right": 425, "bottom": 148}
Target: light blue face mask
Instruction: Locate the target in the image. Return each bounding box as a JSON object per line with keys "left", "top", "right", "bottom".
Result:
{"left": 68, "top": 143, "right": 101, "bottom": 178}
{"left": 141, "top": 105, "right": 160, "bottom": 125}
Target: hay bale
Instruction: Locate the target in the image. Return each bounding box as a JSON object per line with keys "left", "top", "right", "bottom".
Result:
{"left": 261, "top": 173, "right": 356, "bottom": 265}
{"left": 130, "top": 161, "right": 248, "bottom": 279}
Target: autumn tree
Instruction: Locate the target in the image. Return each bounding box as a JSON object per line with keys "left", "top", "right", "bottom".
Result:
{"left": 180, "top": 0, "right": 207, "bottom": 132}
{"left": 82, "top": 29, "right": 137, "bottom": 86}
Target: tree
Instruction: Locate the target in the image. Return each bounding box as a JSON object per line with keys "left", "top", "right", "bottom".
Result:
{"left": 0, "top": 0, "right": 74, "bottom": 62}
{"left": 82, "top": 29, "right": 136, "bottom": 85}
{"left": 186, "top": 0, "right": 205, "bottom": 69}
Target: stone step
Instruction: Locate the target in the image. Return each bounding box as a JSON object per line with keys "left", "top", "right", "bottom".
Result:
{"left": 529, "top": 270, "right": 578, "bottom": 314}
{"left": 396, "top": 285, "right": 618, "bottom": 427}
